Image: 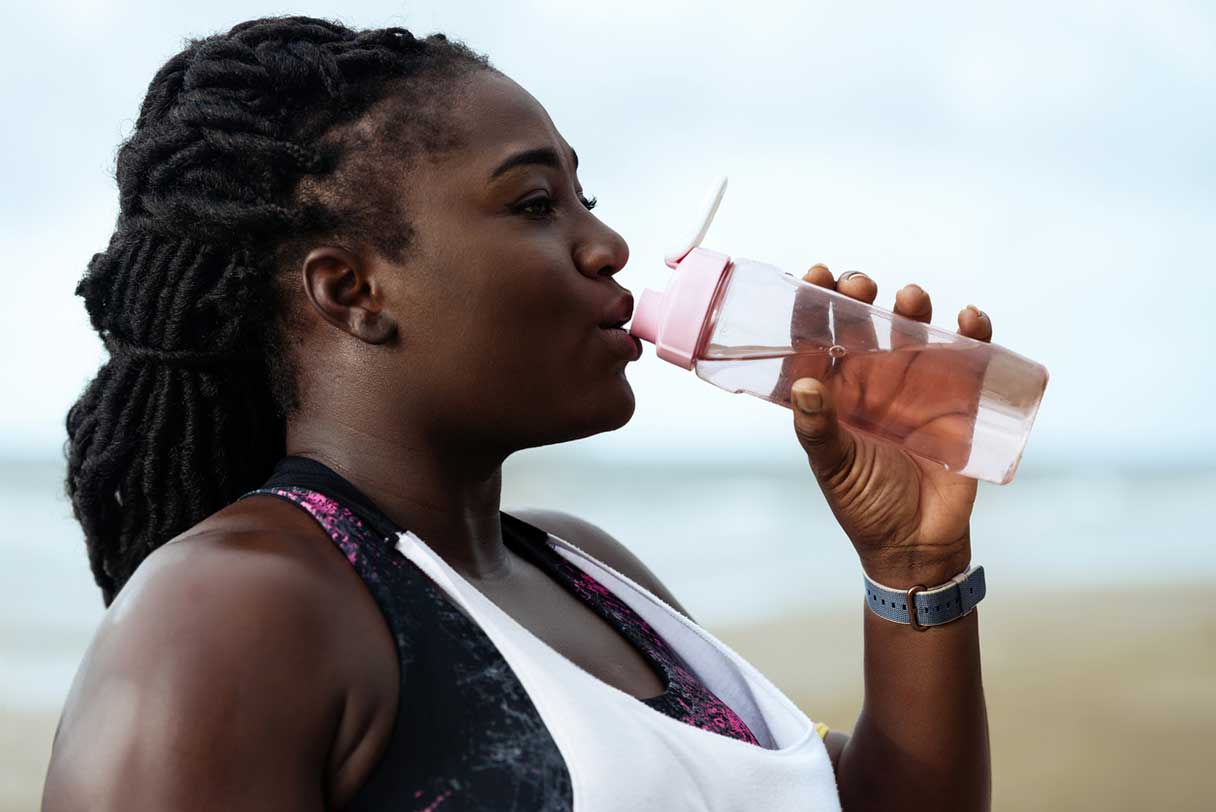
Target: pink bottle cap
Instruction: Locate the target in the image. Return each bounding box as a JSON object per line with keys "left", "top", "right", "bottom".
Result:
{"left": 629, "top": 177, "right": 732, "bottom": 369}
{"left": 629, "top": 247, "right": 732, "bottom": 369}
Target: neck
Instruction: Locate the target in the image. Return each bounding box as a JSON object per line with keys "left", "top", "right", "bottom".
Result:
{"left": 285, "top": 411, "right": 512, "bottom": 580}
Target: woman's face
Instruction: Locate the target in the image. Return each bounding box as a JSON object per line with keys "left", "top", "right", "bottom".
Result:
{"left": 372, "top": 70, "right": 637, "bottom": 454}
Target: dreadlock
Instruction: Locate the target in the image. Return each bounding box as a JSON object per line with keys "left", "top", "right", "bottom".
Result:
{"left": 65, "top": 15, "right": 491, "bottom": 605}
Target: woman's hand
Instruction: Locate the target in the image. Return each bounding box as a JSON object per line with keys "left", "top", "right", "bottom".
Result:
{"left": 787, "top": 265, "right": 994, "bottom": 587}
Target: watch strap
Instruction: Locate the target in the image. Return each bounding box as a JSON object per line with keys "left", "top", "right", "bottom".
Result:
{"left": 863, "top": 565, "right": 986, "bottom": 628}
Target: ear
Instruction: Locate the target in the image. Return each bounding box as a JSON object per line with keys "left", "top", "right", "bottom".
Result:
{"left": 300, "top": 246, "right": 399, "bottom": 345}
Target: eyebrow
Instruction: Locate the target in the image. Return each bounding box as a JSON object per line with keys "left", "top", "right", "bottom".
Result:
{"left": 488, "top": 146, "right": 579, "bottom": 182}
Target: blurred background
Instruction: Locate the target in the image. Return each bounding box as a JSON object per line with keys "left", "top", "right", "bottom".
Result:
{"left": 3, "top": 1, "right": 1213, "bottom": 808}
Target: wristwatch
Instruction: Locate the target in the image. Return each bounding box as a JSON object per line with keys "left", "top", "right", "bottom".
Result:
{"left": 863, "top": 565, "right": 986, "bottom": 630}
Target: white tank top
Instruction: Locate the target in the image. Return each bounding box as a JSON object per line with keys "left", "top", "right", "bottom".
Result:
{"left": 395, "top": 528, "right": 843, "bottom": 811}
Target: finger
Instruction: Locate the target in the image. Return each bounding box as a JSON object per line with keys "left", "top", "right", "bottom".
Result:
{"left": 957, "top": 304, "right": 993, "bottom": 343}
{"left": 836, "top": 270, "right": 877, "bottom": 304}
{"left": 894, "top": 283, "right": 932, "bottom": 323}
{"left": 891, "top": 283, "right": 932, "bottom": 350}
{"left": 952, "top": 305, "right": 994, "bottom": 428}
{"left": 832, "top": 271, "right": 880, "bottom": 353}
{"left": 776, "top": 264, "right": 836, "bottom": 401}
{"left": 791, "top": 377, "right": 854, "bottom": 482}
{"left": 802, "top": 263, "right": 836, "bottom": 290}
{"left": 796, "top": 264, "right": 835, "bottom": 346}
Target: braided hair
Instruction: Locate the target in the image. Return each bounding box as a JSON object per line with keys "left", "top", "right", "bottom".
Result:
{"left": 65, "top": 16, "right": 491, "bottom": 605}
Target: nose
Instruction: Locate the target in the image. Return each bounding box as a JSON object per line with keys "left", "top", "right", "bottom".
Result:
{"left": 574, "top": 219, "right": 630, "bottom": 280}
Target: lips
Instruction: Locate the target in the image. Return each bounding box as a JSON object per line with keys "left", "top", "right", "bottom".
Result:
{"left": 598, "top": 294, "right": 634, "bottom": 330}
{"left": 598, "top": 324, "right": 643, "bottom": 360}
{"left": 597, "top": 293, "right": 642, "bottom": 360}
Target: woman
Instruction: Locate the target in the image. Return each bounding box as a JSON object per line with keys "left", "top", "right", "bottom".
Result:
{"left": 45, "top": 16, "right": 991, "bottom": 811}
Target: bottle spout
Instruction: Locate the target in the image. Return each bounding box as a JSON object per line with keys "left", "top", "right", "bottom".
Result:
{"left": 630, "top": 289, "right": 662, "bottom": 344}
{"left": 628, "top": 247, "right": 732, "bottom": 370}
{"left": 664, "top": 176, "right": 728, "bottom": 269}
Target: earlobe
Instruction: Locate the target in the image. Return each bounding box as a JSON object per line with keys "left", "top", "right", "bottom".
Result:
{"left": 301, "top": 246, "right": 399, "bottom": 345}
{"left": 351, "top": 307, "right": 398, "bottom": 345}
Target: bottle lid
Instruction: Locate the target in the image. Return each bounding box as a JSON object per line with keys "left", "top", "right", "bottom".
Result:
{"left": 663, "top": 176, "right": 729, "bottom": 269}
{"left": 628, "top": 178, "right": 732, "bottom": 370}
{"left": 630, "top": 248, "right": 731, "bottom": 369}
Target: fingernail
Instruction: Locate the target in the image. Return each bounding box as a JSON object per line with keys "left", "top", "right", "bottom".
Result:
{"left": 793, "top": 386, "right": 822, "bottom": 414}
{"left": 840, "top": 271, "right": 865, "bottom": 282}
{"left": 966, "top": 304, "right": 986, "bottom": 319}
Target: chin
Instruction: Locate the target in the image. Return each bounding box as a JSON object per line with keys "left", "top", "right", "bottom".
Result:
{"left": 538, "top": 373, "right": 636, "bottom": 448}
{"left": 604, "top": 366, "right": 637, "bottom": 420}
{"left": 599, "top": 375, "right": 636, "bottom": 432}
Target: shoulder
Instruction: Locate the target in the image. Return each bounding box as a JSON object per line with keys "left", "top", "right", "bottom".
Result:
{"left": 78, "top": 521, "right": 350, "bottom": 696}
{"left": 43, "top": 521, "right": 389, "bottom": 810}
{"left": 508, "top": 508, "right": 695, "bottom": 623}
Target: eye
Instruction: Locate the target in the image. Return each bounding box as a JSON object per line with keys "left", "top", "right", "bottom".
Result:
{"left": 514, "top": 192, "right": 598, "bottom": 220}
{"left": 516, "top": 195, "right": 556, "bottom": 219}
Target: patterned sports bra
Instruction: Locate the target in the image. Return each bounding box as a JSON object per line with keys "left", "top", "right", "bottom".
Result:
{"left": 239, "top": 455, "right": 770, "bottom": 810}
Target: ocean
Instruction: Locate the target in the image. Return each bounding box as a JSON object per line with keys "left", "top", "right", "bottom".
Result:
{"left": 3, "top": 452, "right": 1214, "bottom": 712}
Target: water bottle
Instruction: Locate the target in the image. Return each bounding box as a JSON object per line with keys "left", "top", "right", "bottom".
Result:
{"left": 628, "top": 179, "right": 1049, "bottom": 484}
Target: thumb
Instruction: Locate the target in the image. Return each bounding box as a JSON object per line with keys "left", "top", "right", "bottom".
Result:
{"left": 791, "top": 378, "right": 854, "bottom": 480}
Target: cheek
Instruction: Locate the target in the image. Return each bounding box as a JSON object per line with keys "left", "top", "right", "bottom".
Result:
{"left": 484, "top": 263, "right": 586, "bottom": 351}
{"left": 419, "top": 265, "right": 582, "bottom": 395}
{"left": 394, "top": 220, "right": 635, "bottom": 439}
{"left": 491, "top": 288, "right": 589, "bottom": 387}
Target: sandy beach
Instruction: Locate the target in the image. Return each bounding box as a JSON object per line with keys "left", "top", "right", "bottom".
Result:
{"left": 5, "top": 582, "right": 1213, "bottom": 810}
{"left": 717, "top": 584, "right": 1216, "bottom": 810}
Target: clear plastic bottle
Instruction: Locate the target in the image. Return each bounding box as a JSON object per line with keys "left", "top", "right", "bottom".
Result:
{"left": 628, "top": 183, "right": 1049, "bottom": 484}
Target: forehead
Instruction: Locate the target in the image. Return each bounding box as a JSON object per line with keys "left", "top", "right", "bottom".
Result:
{"left": 442, "top": 71, "right": 575, "bottom": 176}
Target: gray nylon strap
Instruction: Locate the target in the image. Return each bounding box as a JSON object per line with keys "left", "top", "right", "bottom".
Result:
{"left": 863, "top": 565, "right": 986, "bottom": 627}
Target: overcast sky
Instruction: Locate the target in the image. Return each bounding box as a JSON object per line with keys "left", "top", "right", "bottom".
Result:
{"left": 3, "top": 0, "right": 1213, "bottom": 468}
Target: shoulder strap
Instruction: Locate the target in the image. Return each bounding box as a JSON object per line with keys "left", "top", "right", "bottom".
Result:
{"left": 249, "top": 455, "right": 401, "bottom": 540}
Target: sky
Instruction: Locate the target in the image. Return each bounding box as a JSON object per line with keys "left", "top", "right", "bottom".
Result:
{"left": 2, "top": 0, "right": 1213, "bottom": 468}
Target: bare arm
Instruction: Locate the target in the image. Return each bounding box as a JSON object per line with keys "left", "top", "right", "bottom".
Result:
{"left": 788, "top": 266, "right": 995, "bottom": 809}
{"left": 833, "top": 564, "right": 989, "bottom": 809}
{"left": 42, "top": 531, "right": 348, "bottom": 811}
